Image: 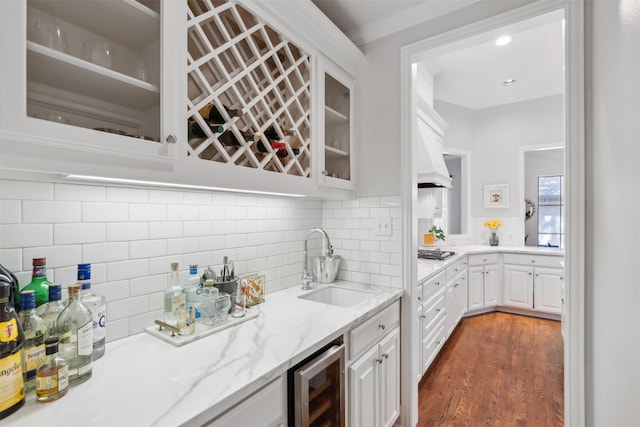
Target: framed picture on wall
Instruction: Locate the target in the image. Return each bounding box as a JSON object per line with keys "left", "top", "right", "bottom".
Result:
{"left": 484, "top": 184, "right": 509, "bottom": 208}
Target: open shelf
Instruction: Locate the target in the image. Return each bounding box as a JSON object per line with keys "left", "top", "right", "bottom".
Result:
{"left": 27, "top": 41, "right": 160, "bottom": 110}
{"left": 325, "top": 145, "right": 348, "bottom": 157}
{"left": 325, "top": 105, "right": 348, "bottom": 124}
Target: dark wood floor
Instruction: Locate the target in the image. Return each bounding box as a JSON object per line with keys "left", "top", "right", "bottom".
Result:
{"left": 418, "top": 312, "right": 564, "bottom": 427}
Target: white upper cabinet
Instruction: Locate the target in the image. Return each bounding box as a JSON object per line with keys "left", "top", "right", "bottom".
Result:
{"left": 0, "top": 0, "right": 180, "bottom": 172}
{"left": 0, "top": 0, "right": 364, "bottom": 198}
{"left": 315, "top": 58, "right": 356, "bottom": 193}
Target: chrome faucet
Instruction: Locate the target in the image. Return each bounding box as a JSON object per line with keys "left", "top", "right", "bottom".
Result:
{"left": 301, "top": 228, "right": 333, "bottom": 290}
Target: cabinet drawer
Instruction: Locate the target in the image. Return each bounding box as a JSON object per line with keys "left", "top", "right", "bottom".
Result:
{"left": 350, "top": 301, "right": 400, "bottom": 360}
{"left": 422, "top": 270, "right": 447, "bottom": 299}
{"left": 423, "top": 318, "right": 446, "bottom": 370}
{"left": 446, "top": 259, "right": 466, "bottom": 281}
{"left": 503, "top": 254, "right": 563, "bottom": 268}
{"left": 422, "top": 288, "right": 445, "bottom": 330}
{"left": 468, "top": 253, "right": 499, "bottom": 266}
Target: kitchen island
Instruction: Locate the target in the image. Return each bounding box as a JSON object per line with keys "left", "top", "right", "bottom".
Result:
{"left": 8, "top": 281, "right": 403, "bottom": 426}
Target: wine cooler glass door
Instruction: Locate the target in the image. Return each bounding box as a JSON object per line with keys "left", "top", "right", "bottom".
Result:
{"left": 293, "top": 343, "right": 345, "bottom": 427}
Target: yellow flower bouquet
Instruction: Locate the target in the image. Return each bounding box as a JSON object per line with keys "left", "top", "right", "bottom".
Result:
{"left": 484, "top": 219, "right": 503, "bottom": 246}
{"left": 483, "top": 219, "right": 503, "bottom": 231}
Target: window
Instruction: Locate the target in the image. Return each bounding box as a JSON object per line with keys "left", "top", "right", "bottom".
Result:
{"left": 538, "top": 175, "right": 564, "bottom": 248}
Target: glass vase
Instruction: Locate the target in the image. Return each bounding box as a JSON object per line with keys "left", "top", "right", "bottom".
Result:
{"left": 489, "top": 231, "right": 499, "bottom": 246}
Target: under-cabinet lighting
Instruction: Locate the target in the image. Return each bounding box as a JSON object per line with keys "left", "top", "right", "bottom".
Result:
{"left": 495, "top": 35, "right": 512, "bottom": 46}
{"left": 64, "top": 174, "right": 306, "bottom": 198}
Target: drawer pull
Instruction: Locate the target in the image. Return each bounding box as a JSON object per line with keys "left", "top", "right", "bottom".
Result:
{"left": 420, "top": 315, "right": 426, "bottom": 319}
{"left": 378, "top": 324, "right": 386, "bottom": 330}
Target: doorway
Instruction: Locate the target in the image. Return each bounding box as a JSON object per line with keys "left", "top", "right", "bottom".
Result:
{"left": 400, "top": 2, "right": 585, "bottom": 426}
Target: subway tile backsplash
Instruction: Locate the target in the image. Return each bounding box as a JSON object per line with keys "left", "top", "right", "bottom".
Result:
{"left": 0, "top": 178, "right": 403, "bottom": 342}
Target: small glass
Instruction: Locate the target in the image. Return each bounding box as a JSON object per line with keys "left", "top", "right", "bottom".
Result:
{"left": 198, "top": 284, "right": 219, "bottom": 326}
{"left": 231, "top": 293, "right": 246, "bottom": 318}
{"left": 81, "top": 40, "right": 118, "bottom": 71}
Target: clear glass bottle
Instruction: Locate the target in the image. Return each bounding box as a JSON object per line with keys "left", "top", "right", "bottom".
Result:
{"left": 0, "top": 281, "right": 25, "bottom": 420}
{"left": 36, "top": 337, "right": 68, "bottom": 402}
{"left": 20, "top": 258, "right": 51, "bottom": 309}
{"left": 38, "top": 284, "right": 66, "bottom": 339}
{"left": 164, "top": 262, "right": 185, "bottom": 327}
{"left": 56, "top": 284, "right": 92, "bottom": 386}
{"left": 78, "top": 264, "right": 106, "bottom": 360}
{"left": 184, "top": 264, "right": 201, "bottom": 314}
{"left": 18, "top": 290, "right": 47, "bottom": 400}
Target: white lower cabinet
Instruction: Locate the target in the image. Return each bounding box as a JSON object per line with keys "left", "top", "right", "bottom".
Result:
{"left": 467, "top": 254, "right": 500, "bottom": 311}
{"left": 204, "top": 375, "right": 286, "bottom": 427}
{"left": 533, "top": 267, "right": 563, "bottom": 314}
{"left": 349, "top": 327, "right": 400, "bottom": 427}
{"left": 502, "top": 254, "right": 563, "bottom": 315}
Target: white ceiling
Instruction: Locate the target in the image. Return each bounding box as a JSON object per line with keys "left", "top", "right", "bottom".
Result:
{"left": 310, "top": 1, "right": 565, "bottom": 109}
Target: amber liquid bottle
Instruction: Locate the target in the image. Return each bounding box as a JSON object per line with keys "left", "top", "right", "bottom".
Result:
{"left": 0, "top": 282, "right": 25, "bottom": 420}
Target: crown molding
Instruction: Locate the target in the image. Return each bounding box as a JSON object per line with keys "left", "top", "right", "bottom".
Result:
{"left": 346, "top": 0, "right": 483, "bottom": 46}
{"left": 435, "top": 87, "right": 564, "bottom": 110}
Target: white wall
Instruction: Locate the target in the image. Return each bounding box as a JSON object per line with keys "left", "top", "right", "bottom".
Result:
{"left": 436, "top": 96, "right": 564, "bottom": 245}
{"left": 524, "top": 149, "right": 564, "bottom": 246}
{"left": 0, "top": 178, "right": 402, "bottom": 342}
{"left": 587, "top": 1, "right": 640, "bottom": 425}
{"left": 356, "top": 0, "right": 536, "bottom": 198}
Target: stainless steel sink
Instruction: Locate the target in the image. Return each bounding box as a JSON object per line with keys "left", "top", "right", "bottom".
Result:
{"left": 298, "top": 286, "right": 375, "bottom": 307}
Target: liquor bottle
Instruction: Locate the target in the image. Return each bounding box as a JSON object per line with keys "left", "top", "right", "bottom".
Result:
{"left": 184, "top": 264, "right": 201, "bottom": 315}
{"left": 19, "top": 290, "right": 47, "bottom": 399}
{"left": 199, "top": 104, "right": 243, "bottom": 123}
{"left": 0, "top": 264, "right": 20, "bottom": 313}
{"left": 56, "top": 284, "right": 92, "bottom": 386}
{"left": 164, "top": 262, "right": 185, "bottom": 327}
{"left": 0, "top": 282, "right": 25, "bottom": 420}
{"left": 37, "top": 284, "right": 66, "bottom": 339}
{"left": 20, "top": 258, "right": 51, "bottom": 309}
{"left": 78, "top": 264, "right": 106, "bottom": 360}
{"left": 35, "top": 337, "right": 68, "bottom": 402}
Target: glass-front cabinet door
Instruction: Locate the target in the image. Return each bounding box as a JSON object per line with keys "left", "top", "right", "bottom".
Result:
{"left": 0, "top": 0, "right": 179, "bottom": 172}
{"left": 316, "top": 59, "right": 355, "bottom": 192}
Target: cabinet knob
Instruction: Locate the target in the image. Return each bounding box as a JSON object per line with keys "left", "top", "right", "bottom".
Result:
{"left": 531, "top": 260, "right": 536, "bottom": 263}
{"left": 165, "top": 134, "right": 177, "bottom": 144}
{"left": 529, "top": 272, "right": 533, "bottom": 276}
{"left": 535, "top": 273, "right": 539, "bottom": 277}
{"left": 454, "top": 283, "right": 459, "bottom": 288}
{"left": 376, "top": 358, "right": 384, "bottom": 364}
{"left": 435, "top": 282, "right": 440, "bottom": 286}
{"left": 420, "top": 315, "right": 426, "bottom": 319}
{"left": 378, "top": 324, "right": 386, "bottom": 330}
{"left": 435, "top": 308, "right": 441, "bottom": 313}
{"left": 436, "top": 340, "right": 441, "bottom": 345}
{"left": 417, "top": 296, "right": 422, "bottom": 301}
{"left": 382, "top": 353, "right": 389, "bottom": 359}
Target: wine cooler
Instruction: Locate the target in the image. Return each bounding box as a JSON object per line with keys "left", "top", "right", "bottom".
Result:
{"left": 289, "top": 339, "right": 345, "bottom": 427}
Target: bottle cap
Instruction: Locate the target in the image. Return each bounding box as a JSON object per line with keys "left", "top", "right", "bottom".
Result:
{"left": 0, "top": 282, "right": 10, "bottom": 300}
{"left": 189, "top": 264, "right": 198, "bottom": 273}
{"left": 44, "top": 337, "right": 59, "bottom": 355}
{"left": 67, "top": 284, "right": 81, "bottom": 295}
{"left": 32, "top": 257, "right": 46, "bottom": 266}
{"left": 205, "top": 279, "right": 214, "bottom": 287}
{"left": 77, "top": 263, "right": 91, "bottom": 281}
{"left": 48, "top": 284, "right": 62, "bottom": 301}
{"left": 20, "top": 290, "right": 36, "bottom": 311}
{"left": 171, "top": 262, "right": 179, "bottom": 271}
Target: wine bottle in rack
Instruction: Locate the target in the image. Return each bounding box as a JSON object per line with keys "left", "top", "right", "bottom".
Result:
{"left": 264, "top": 125, "right": 294, "bottom": 141}
{"left": 217, "top": 130, "right": 242, "bottom": 147}
{"left": 188, "top": 120, "right": 223, "bottom": 139}
{"left": 199, "top": 104, "right": 243, "bottom": 124}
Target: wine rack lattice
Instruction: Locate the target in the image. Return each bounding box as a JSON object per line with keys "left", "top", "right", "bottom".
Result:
{"left": 187, "top": 0, "right": 311, "bottom": 177}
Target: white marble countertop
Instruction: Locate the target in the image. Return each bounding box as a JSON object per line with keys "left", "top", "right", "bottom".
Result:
{"left": 9, "top": 281, "right": 403, "bottom": 427}
{"left": 417, "top": 244, "right": 564, "bottom": 285}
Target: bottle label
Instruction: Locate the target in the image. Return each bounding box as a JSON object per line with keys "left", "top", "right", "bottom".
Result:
{"left": 77, "top": 321, "right": 93, "bottom": 357}
{"left": 78, "top": 363, "right": 92, "bottom": 376}
{"left": 0, "top": 352, "right": 25, "bottom": 412}
{"left": 0, "top": 319, "right": 19, "bottom": 342}
{"left": 25, "top": 344, "right": 46, "bottom": 378}
{"left": 58, "top": 364, "right": 69, "bottom": 391}
{"left": 171, "top": 294, "right": 186, "bottom": 314}
{"left": 93, "top": 304, "right": 107, "bottom": 342}
{"left": 33, "top": 265, "right": 46, "bottom": 279}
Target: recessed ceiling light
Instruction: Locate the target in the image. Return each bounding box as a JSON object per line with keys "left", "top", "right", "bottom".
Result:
{"left": 503, "top": 79, "right": 517, "bottom": 86}
{"left": 495, "top": 35, "right": 512, "bottom": 46}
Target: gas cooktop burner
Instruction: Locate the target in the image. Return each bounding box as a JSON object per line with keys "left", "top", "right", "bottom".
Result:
{"left": 418, "top": 249, "right": 455, "bottom": 260}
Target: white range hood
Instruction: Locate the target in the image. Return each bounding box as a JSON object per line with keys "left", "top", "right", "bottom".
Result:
{"left": 416, "top": 105, "right": 452, "bottom": 188}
